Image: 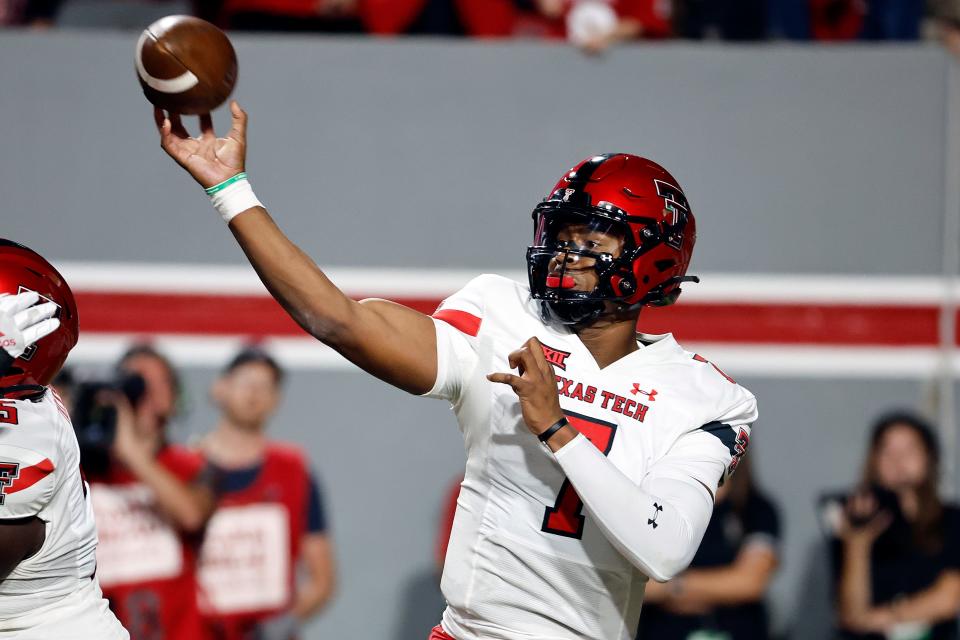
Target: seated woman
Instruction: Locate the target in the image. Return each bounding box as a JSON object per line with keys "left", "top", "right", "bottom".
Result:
{"left": 637, "top": 456, "right": 780, "bottom": 640}
{"left": 832, "top": 411, "right": 960, "bottom": 640}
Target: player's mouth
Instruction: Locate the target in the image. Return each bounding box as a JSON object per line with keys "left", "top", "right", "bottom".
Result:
{"left": 547, "top": 268, "right": 592, "bottom": 290}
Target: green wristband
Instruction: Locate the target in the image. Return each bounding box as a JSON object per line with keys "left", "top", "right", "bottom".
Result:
{"left": 205, "top": 172, "right": 248, "bottom": 196}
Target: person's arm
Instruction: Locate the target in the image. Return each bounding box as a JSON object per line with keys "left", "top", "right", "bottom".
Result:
{"left": 154, "top": 104, "right": 438, "bottom": 395}
{"left": 110, "top": 394, "right": 215, "bottom": 533}
{"left": 292, "top": 533, "right": 337, "bottom": 619}
{"left": 883, "top": 570, "right": 960, "bottom": 625}
{"left": 667, "top": 544, "right": 778, "bottom": 606}
{"left": 836, "top": 492, "right": 894, "bottom": 633}
{"left": 0, "top": 517, "right": 45, "bottom": 580}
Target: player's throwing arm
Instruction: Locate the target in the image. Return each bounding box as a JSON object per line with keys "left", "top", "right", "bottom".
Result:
{"left": 154, "top": 104, "right": 438, "bottom": 394}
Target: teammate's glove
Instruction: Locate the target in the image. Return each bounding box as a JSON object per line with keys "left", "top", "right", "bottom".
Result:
{"left": 250, "top": 612, "right": 300, "bottom": 640}
{"left": 0, "top": 291, "right": 60, "bottom": 369}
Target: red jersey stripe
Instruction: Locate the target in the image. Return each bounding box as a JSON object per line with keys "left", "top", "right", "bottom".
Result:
{"left": 8, "top": 458, "right": 55, "bottom": 494}
{"left": 432, "top": 309, "right": 483, "bottom": 337}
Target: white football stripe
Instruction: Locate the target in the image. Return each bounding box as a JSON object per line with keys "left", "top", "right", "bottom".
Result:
{"left": 135, "top": 31, "right": 199, "bottom": 95}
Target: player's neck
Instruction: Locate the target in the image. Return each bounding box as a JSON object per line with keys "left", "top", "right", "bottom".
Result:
{"left": 574, "top": 314, "right": 640, "bottom": 369}
{"left": 206, "top": 419, "right": 268, "bottom": 468}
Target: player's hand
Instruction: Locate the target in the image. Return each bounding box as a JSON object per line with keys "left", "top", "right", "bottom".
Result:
{"left": 487, "top": 337, "right": 564, "bottom": 436}
{"left": 154, "top": 100, "right": 247, "bottom": 189}
{"left": 0, "top": 291, "right": 60, "bottom": 359}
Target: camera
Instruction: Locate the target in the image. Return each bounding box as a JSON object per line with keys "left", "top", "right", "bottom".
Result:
{"left": 72, "top": 372, "right": 147, "bottom": 476}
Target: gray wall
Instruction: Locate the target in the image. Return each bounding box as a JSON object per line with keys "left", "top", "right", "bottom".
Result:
{"left": 2, "top": 31, "right": 958, "bottom": 639}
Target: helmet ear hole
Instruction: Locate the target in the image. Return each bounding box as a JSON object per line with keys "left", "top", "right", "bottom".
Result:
{"left": 654, "top": 259, "right": 675, "bottom": 272}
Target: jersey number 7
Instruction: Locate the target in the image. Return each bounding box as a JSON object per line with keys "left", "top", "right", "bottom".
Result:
{"left": 541, "top": 411, "right": 618, "bottom": 539}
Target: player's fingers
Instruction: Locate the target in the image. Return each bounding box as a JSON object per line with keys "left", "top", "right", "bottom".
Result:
{"left": 153, "top": 107, "right": 166, "bottom": 133}
{"left": 507, "top": 348, "right": 525, "bottom": 371}
{"left": 1, "top": 291, "right": 39, "bottom": 315}
{"left": 515, "top": 346, "right": 544, "bottom": 381}
{"left": 14, "top": 301, "right": 57, "bottom": 330}
{"left": 169, "top": 112, "right": 190, "bottom": 138}
{"left": 199, "top": 113, "right": 215, "bottom": 140}
{"left": 525, "top": 337, "right": 554, "bottom": 378}
{"left": 486, "top": 372, "right": 527, "bottom": 391}
{"left": 21, "top": 318, "right": 60, "bottom": 345}
{"left": 228, "top": 101, "right": 247, "bottom": 141}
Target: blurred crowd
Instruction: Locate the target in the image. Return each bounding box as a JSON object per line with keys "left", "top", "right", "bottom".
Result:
{"left": 2, "top": 0, "right": 960, "bottom": 55}
{"left": 56, "top": 345, "right": 335, "bottom": 640}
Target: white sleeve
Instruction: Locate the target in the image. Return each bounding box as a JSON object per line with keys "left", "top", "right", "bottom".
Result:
{"left": 421, "top": 275, "right": 488, "bottom": 402}
{"left": 552, "top": 394, "right": 758, "bottom": 582}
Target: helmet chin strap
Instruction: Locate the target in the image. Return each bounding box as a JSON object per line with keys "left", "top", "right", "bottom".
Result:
{"left": 540, "top": 299, "right": 606, "bottom": 326}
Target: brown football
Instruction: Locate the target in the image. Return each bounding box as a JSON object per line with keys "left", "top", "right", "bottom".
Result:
{"left": 135, "top": 15, "right": 238, "bottom": 115}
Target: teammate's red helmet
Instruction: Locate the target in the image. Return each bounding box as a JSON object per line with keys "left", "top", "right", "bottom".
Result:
{"left": 0, "top": 240, "right": 78, "bottom": 387}
{"left": 527, "top": 153, "right": 698, "bottom": 324}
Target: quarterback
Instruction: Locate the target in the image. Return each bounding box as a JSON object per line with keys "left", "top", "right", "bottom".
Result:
{"left": 0, "top": 240, "right": 129, "bottom": 640}
{"left": 155, "top": 104, "right": 757, "bottom": 640}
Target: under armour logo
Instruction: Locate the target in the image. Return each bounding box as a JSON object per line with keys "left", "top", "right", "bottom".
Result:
{"left": 647, "top": 502, "right": 663, "bottom": 528}
{"left": 630, "top": 384, "right": 657, "bottom": 401}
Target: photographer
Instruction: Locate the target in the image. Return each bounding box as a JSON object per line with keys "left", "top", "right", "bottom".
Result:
{"left": 832, "top": 412, "right": 960, "bottom": 639}
{"left": 86, "top": 345, "right": 216, "bottom": 640}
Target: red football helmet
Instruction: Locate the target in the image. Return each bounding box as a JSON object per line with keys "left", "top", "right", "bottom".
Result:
{"left": 0, "top": 240, "right": 79, "bottom": 387}
{"left": 527, "top": 153, "right": 698, "bottom": 324}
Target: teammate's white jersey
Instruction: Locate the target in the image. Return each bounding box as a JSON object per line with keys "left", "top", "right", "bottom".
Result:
{"left": 427, "top": 275, "right": 757, "bottom": 640}
{"left": 0, "top": 388, "right": 128, "bottom": 639}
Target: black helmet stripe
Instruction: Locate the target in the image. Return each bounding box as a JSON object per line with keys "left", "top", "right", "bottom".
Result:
{"left": 564, "top": 154, "right": 614, "bottom": 198}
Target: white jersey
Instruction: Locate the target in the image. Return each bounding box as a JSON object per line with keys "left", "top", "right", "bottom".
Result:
{"left": 427, "top": 275, "right": 757, "bottom": 640}
{"left": 0, "top": 388, "right": 127, "bottom": 639}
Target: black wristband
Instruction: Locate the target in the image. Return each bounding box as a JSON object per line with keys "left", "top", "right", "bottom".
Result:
{"left": 538, "top": 417, "right": 570, "bottom": 443}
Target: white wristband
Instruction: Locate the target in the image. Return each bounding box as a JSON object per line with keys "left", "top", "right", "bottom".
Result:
{"left": 206, "top": 173, "right": 263, "bottom": 224}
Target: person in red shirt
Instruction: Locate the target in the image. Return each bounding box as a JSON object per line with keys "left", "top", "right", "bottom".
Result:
{"left": 88, "top": 345, "right": 216, "bottom": 640}
{"left": 196, "top": 347, "right": 336, "bottom": 640}
{"left": 455, "top": 0, "right": 672, "bottom": 47}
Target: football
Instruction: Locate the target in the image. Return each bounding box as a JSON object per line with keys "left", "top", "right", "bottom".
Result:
{"left": 135, "top": 15, "right": 237, "bottom": 115}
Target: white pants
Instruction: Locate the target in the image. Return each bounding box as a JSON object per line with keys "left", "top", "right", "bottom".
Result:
{"left": 0, "top": 579, "right": 129, "bottom": 639}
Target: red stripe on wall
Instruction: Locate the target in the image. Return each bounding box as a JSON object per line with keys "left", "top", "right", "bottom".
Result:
{"left": 74, "top": 292, "right": 947, "bottom": 346}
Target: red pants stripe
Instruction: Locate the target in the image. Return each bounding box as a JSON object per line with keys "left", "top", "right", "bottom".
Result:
{"left": 428, "top": 625, "right": 455, "bottom": 640}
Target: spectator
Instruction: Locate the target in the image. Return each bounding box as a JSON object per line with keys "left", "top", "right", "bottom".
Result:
{"left": 200, "top": 0, "right": 365, "bottom": 33}
{"left": 928, "top": 0, "right": 960, "bottom": 57}
{"left": 809, "top": 0, "right": 865, "bottom": 40}
{"left": 861, "top": 0, "right": 923, "bottom": 39}
{"left": 196, "top": 347, "right": 336, "bottom": 640}
{"left": 673, "top": 0, "right": 767, "bottom": 40}
{"left": 456, "top": 0, "right": 672, "bottom": 43}
{"left": 637, "top": 455, "right": 780, "bottom": 640}
{"left": 831, "top": 412, "right": 960, "bottom": 639}
{"left": 0, "top": 0, "right": 61, "bottom": 26}
{"left": 88, "top": 344, "right": 216, "bottom": 640}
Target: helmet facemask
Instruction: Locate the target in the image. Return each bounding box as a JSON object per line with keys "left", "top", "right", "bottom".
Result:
{"left": 527, "top": 209, "right": 650, "bottom": 326}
